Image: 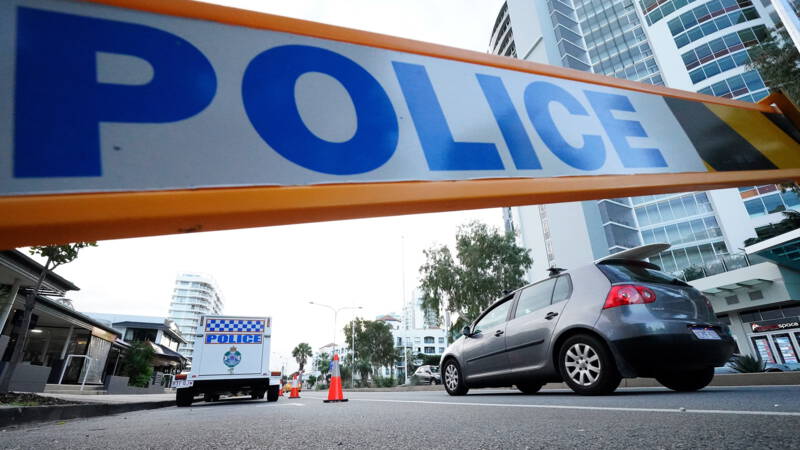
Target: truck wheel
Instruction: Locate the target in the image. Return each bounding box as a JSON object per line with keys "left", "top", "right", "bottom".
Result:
{"left": 267, "top": 386, "right": 279, "bottom": 402}
{"left": 176, "top": 388, "right": 194, "bottom": 407}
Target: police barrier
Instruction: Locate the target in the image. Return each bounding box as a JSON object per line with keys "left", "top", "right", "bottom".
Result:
{"left": 1, "top": 0, "right": 799, "bottom": 248}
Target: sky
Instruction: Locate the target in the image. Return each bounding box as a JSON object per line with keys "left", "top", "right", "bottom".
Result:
{"left": 45, "top": 0, "right": 508, "bottom": 372}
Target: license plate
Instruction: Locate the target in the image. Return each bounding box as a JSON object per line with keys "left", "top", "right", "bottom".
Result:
{"left": 691, "top": 328, "right": 721, "bottom": 340}
{"left": 172, "top": 379, "right": 194, "bottom": 389}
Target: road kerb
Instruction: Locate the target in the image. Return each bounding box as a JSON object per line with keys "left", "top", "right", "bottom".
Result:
{"left": 0, "top": 399, "right": 174, "bottom": 428}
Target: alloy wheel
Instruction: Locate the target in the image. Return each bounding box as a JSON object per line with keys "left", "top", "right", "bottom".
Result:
{"left": 564, "top": 342, "right": 601, "bottom": 386}
{"left": 445, "top": 363, "right": 459, "bottom": 391}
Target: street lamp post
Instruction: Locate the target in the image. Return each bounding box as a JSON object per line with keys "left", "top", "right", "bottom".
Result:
{"left": 308, "top": 302, "right": 363, "bottom": 386}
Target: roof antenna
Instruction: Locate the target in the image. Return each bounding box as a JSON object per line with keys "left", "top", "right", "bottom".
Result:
{"left": 547, "top": 266, "right": 565, "bottom": 276}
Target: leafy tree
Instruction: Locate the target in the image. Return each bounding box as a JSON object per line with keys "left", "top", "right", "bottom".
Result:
{"left": 0, "top": 242, "right": 97, "bottom": 392}
{"left": 123, "top": 341, "right": 155, "bottom": 387}
{"left": 291, "top": 342, "right": 313, "bottom": 372}
{"left": 314, "top": 352, "right": 331, "bottom": 377}
{"left": 748, "top": 28, "right": 800, "bottom": 104}
{"left": 418, "top": 221, "right": 532, "bottom": 338}
{"left": 343, "top": 318, "right": 395, "bottom": 377}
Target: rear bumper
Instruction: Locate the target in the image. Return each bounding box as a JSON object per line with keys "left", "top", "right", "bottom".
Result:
{"left": 611, "top": 331, "right": 735, "bottom": 377}
{"left": 184, "top": 377, "right": 273, "bottom": 394}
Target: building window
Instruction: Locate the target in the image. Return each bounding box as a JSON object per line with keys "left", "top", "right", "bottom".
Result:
{"left": 424, "top": 347, "right": 435, "bottom": 354}
{"left": 748, "top": 290, "right": 764, "bottom": 301}
{"left": 438, "top": 347, "right": 445, "bottom": 353}
{"left": 725, "top": 295, "right": 739, "bottom": 305}
{"left": 438, "top": 337, "right": 444, "bottom": 343}
{"left": 414, "top": 337, "right": 420, "bottom": 343}
{"left": 424, "top": 336, "right": 434, "bottom": 344}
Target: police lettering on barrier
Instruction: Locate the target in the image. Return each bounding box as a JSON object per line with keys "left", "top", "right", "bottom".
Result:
{"left": 2, "top": 0, "right": 799, "bottom": 203}
{"left": 206, "top": 334, "right": 263, "bottom": 344}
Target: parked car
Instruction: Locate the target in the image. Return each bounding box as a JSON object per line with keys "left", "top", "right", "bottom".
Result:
{"left": 413, "top": 365, "right": 441, "bottom": 384}
{"left": 440, "top": 244, "right": 736, "bottom": 396}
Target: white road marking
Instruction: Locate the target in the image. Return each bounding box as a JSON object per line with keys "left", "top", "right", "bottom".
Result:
{"left": 257, "top": 402, "right": 305, "bottom": 407}
{"left": 300, "top": 395, "right": 800, "bottom": 417}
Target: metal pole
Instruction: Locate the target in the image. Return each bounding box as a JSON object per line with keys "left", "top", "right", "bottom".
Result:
{"left": 351, "top": 314, "right": 355, "bottom": 388}
{"left": 772, "top": 0, "right": 800, "bottom": 51}
{"left": 80, "top": 359, "right": 92, "bottom": 391}
{"left": 332, "top": 309, "right": 338, "bottom": 356}
{"left": 401, "top": 235, "right": 408, "bottom": 383}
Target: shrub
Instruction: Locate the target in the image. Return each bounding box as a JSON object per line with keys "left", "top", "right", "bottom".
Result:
{"left": 123, "top": 342, "right": 155, "bottom": 387}
{"left": 730, "top": 354, "right": 766, "bottom": 373}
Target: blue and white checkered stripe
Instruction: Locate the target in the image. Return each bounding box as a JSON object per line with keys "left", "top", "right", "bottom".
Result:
{"left": 205, "top": 319, "right": 265, "bottom": 332}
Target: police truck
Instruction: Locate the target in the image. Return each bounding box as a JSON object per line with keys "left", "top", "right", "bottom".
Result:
{"left": 171, "top": 315, "right": 281, "bottom": 407}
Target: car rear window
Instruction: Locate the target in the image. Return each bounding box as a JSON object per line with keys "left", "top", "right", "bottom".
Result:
{"left": 597, "top": 260, "right": 690, "bottom": 286}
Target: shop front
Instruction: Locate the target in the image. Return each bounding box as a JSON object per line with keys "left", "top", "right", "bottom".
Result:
{"left": 748, "top": 316, "right": 800, "bottom": 365}
{"left": 0, "top": 295, "right": 120, "bottom": 390}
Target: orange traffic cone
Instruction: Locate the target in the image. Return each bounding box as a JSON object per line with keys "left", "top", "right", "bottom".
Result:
{"left": 278, "top": 384, "right": 284, "bottom": 397}
{"left": 289, "top": 373, "right": 301, "bottom": 398}
{"left": 323, "top": 353, "right": 348, "bottom": 403}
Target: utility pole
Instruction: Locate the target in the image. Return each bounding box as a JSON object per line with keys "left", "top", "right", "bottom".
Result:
{"left": 401, "top": 236, "right": 407, "bottom": 381}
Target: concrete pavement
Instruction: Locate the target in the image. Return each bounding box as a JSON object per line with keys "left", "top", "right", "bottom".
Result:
{"left": 2, "top": 385, "right": 799, "bottom": 449}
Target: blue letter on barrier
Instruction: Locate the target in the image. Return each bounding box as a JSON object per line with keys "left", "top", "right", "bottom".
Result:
{"left": 14, "top": 7, "right": 216, "bottom": 178}
{"left": 243, "top": 45, "right": 398, "bottom": 175}
{"left": 393, "top": 62, "right": 504, "bottom": 171}
{"left": 584, "top": 91, "right": 666, "bottom": 168}
{"left": 524, "top": 82, "right": 605, "bottom": 171}
{"left": 476, "top": 74, "right": 541, "bottom": 170}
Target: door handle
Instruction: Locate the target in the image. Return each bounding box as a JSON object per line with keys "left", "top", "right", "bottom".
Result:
{"left": 494, "top": 330, "right": 504, "bottom": 337}
{"left": 545, "top": 312, "right": 559, "bottom": 320}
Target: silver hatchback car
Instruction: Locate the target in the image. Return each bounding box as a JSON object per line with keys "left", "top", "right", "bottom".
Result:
{"left": 440, "top": 244, "right": 735, "bottom": 396}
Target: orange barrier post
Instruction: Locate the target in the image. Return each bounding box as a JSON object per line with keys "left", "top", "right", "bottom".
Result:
{"left": 289, "top": 373, "right": 301, "bottom": 399}
{"left": 323, "top": 353, "right": 348, "bottom": 403}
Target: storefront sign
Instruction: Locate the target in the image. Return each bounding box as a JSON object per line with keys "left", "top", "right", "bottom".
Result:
{"left": 1, "top": 0, "right": 800, "bottom": 247}
{"left": 750, "top": 317, "right": 800, "bottom": 333}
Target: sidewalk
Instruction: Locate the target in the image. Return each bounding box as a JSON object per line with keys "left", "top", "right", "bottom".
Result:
{"left": 1, "top": 393, "right": 175, "bottom": 428}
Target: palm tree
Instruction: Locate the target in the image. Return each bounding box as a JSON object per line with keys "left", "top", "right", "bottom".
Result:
{"left": 292, "top": 342, "right": 313, "bottom": 372}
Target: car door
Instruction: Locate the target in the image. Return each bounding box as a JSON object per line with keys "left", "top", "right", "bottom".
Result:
{"left": 461, "top": 297, "right": 514, "bottom": 381}
{"left": 506, "top": 275, "right": 572, "bottom": 374}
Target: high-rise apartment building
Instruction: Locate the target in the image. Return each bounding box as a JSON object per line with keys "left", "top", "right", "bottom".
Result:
{"left": 490, "top": 0, "right": 800, "bottom": 362}
{"left": 491, "top": 0, "right": 794, "bottom": 280}
{"left": 168, "top": 273, "right": 224, "bottom": 361}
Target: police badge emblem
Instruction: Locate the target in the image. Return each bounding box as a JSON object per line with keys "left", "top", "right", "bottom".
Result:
{"left": 223, "top": 346, "right": 242, "bottom": 368}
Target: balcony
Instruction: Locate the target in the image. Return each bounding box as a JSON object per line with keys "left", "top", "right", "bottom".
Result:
{"left": 676, "top": 253, "right": 752, "bottom": 282}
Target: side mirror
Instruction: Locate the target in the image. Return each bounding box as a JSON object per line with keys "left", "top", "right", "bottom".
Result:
{"left": 462, "top": 325, "right": 472, "bottom": 337}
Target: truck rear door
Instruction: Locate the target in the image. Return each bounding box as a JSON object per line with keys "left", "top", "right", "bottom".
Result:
{"left": 198, "top": 317, "right": 266, "bottom": 376}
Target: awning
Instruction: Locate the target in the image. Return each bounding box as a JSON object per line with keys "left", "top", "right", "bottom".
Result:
{"left": 148, "top": 341, "right": 186, "bottom": 362}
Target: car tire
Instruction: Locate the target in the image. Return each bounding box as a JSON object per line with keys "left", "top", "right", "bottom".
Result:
{"left": 429, "top": 379, "right": 436, "bottom": 385}
{"left": 656, "top": 367, "right": 714, "bottom": 392}
{"left": 516, "top": 382, "right": 544, "bottom": 394}
{"left": 559, "top": 334, "right": 621, "bottom": 396}
{"left": 176, "top": 388, "right": 194, "bottom": 407}
{"left": 267, "top": 386, "right": 279, "bottom": 402}
{"left": 443, "top": 359, "right": 469, "bottom": 396}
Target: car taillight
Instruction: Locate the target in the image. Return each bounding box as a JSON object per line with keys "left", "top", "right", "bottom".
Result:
{"left": 175, "top": 373, "right": 187, "bottom": 380}
{"left": 271, "top": 371, "right": 281, "bottom": 376}
{"left": 604, "top": 284, "right": 657, "bottom": 309}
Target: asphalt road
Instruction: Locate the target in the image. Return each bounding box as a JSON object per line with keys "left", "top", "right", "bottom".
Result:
{"left": 3, "top": 386, "right": 800, "bottom": 449}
